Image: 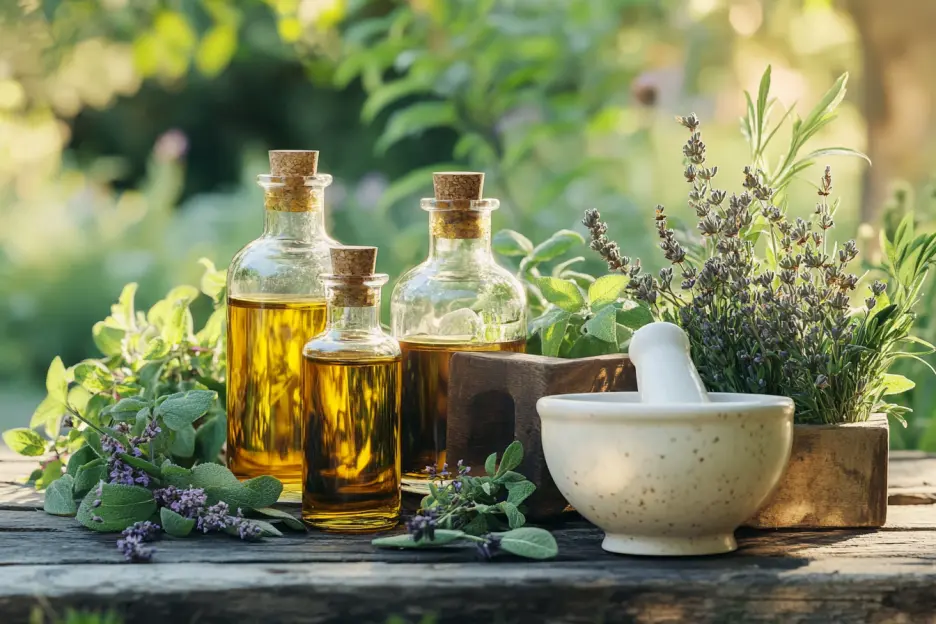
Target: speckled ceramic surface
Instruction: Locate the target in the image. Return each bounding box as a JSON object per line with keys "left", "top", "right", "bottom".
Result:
{"left": 536, "top": 392, "right": 794, "bottom": 556}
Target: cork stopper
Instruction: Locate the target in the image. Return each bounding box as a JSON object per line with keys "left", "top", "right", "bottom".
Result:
{"left": 430, "top": 171, "right": 489, "bottom": 239}
{"left": 269, "top": 150, "right": 319, "bottom": 177}
{"left": 327, "top": 246, "right": 382, "bottom": 307}
{"left": 264, "top": 150, "right": 320, "bottom": 212}
{"left": 433, "top": 172, "right": 484, "bottom": 200}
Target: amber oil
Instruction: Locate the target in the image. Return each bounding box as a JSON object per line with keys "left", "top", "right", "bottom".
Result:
{"left": 400, "top": 337, "right": 525, "bottom": 480}
{"left": 227, "top": 294, "right": 327, "bottom": 493}
{"left": 302, "top": 246, "right": 401, "bottom": 532}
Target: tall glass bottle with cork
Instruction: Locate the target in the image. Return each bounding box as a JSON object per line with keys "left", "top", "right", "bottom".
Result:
{"left": 302, "top": 246, "right": 401, "bottom": 532}
{"left": 226, "top": 150, "right": 337, "bottom": 496}
{"left": 391, "top": 172, "right": 526, "bottom": 487}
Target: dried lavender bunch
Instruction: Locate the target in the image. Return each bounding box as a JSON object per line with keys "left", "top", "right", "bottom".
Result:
{"left": 585, "top": 114, "right": 936, "bottom": 425}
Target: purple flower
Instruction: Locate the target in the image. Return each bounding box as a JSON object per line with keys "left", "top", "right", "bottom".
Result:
{"left": 154, "top": 486, "right": 207, "bottom": 519}
{"left": 197, "top": 501, "right": 232, "bottom": 533}
{"left": 231, "top": 514, "right": 263, "bottom": 541}
{"left": 117, "top": 521, "right": 161, "bottom": 563}
{"left": 476, "top": 534, "right": 501, "bottom": 560}
{"left": 406, "top": 508, "right": 438, "bottom": 542}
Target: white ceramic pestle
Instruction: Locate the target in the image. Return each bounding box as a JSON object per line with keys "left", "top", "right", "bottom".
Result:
{"left": 628, "top": 321, "right": 710, "bottom": 404}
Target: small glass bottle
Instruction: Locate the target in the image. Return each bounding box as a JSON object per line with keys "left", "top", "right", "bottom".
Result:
{"left": 226, "top": 150, "right": 337, "bottom": 496}
{"left": 391, "top": 172, "right": 526, "bottom": 487}
{"left": 302, "top": 246, "right": 401, "bottom": 532}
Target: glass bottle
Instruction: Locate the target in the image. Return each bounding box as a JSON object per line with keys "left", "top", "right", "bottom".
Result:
{"left": 391, "top": 172, "right": 526, "bottom": 487}
{"left": 226, "top": 150, "right": 337, "bottom": 497}
{"left": 302, "top": 246, "right": 401, "bottom": 532}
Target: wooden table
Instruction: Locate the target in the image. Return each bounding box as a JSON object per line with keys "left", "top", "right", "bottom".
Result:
{"left": 1, "top": 452, "right": 935, "bottom": 623}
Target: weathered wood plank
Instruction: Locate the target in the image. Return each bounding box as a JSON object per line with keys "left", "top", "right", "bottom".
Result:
{"left": 0, "top": 559, "right": 935, "bottom": 624}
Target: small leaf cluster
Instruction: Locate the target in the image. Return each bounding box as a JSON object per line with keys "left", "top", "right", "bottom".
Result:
{"left": 372, "top": 441, "right": 558, "bottom": 561}
{"left": 494, "top": 228, "right": 652, "bottom": 358}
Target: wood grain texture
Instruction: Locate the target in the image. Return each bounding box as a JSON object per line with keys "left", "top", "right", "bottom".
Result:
{"left": 446, "top": 351, "right": 636, "bottom": 519}
{"left": 746, "top": 416, "right": 890, "bottom": 529}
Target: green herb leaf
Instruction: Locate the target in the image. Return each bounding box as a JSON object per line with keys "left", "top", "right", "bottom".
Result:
{"left": 528, "top": 230, "right": 585, "bottom": 264}
{"left": 66, "top": 444, "right": 98, "bottom": 476}
{"left": 92, "top": 321, "right": 125, "bottom": 357}
{"left": 372, "top": 529, "right": 466, "bottom": 549}
{"left": 498, "top": 501, "right": 526, "bottom": 529}
{"left": 73, "top": 361, "right": 114, "bottom": 393}
{"left": 587, "top": 275, "right": 629, "bottom": 309}
{"left": 45, "top": 356, "right": 69, "bottom": 403}
{"left": 540, "top": 310, "right": 571, "bottom": 357}
{"left": 242, "top": 476, "right": 284, "bottom": 509}
{"left": 170, "top": 424, "right": 196, "bottom": 458}
{"left": 566, "top": 334, "right": 617, "bottom": 358}
{"left": 194, "top": 412, "right": 227, "bottom": 463}
{"left": 498, "top": 527, "right": 558, "bottom": 560}
{"left": 73, "top": 459, "right": 105, "bottom": 496}
{"left": 493, "top": 229, "right": 534, "bottom": 257}
{"left": 254, "top": 507, "right": 305, "bottom": 531}
{"left": 155, "top": 390, "right": 217, "bottom": 431}
{"left": 3, "top": 428, "right": 46, "bottom": 457}
{"left": 494, "top": 470, "right": 526, "bottom": 483}
{"left": 77, "top": 483, "right": 157, "bottom": 532}
{"left": 616, "top": 302, "right": 654, "bottom": 330}
{"left": 582, "top": 305, "right": 618, "bottom": 343}
{"left": 107, "top": 397, "right": 151, "bottom": 421}
{"left": 495, "top": 441, "right": 523, "bottom": 477}
{"left": 160, "top": 507, "right": 196, "bottom": 537}
{"left": 533, "top": 277, "right": 585, "bottom": 313}
{"left": 484, "top": 452, "right": 497, "bottom": 476}
{"left": 29, "top": 396, "right": 66, "bottom": 439}
{"left": 43, "top": 474, "right": 77, "bottom": 516}
{"left": 245, "top": 519, "right": 283, "bottom": 537}
{"left": 882, "top": 373, "right": 915, "bottom": 396}
{"left": 506, "top": 480, "right": 536, "bottom": 506}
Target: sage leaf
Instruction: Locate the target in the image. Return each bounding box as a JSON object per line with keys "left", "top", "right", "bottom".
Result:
{"left": 494, "top": 470, "right": 526, "bottom": 483}
{"left": 498, "top": 527, "right": 558, "bottom": 560}
{"left": 92, "top": 322, "right": 125, "bottom": 357}
{"left": 107, "top": 397, "right": 151, "bottom": 421}
{"left": 484, "top": 452, "right": 497, "bottom": 476}
{"left": 43, "top": 474, "right": 77, "bottom": 516}
{"left": 533, "top": 277, "right": 585, "bottom": 313}
{"left": 194, "top": 412, "right": 226, "bottom": 463}
{"left": 73, "top": 361, "right": 114, "bottom": 393}
{"left": 587, "top": 275, "right": 629, "bottom": 309}
{"left": 495, "top": 440, "right": 523, "bottom": 477}
{"left": 117, "top": 453, "right": 162, "bottom": 479}
{"left": 161, "top": 462, "right": 194, "bottom": 488}
{"left": 616, "top": 302, "right": 654, "bottom": 330}
{"left": 29, "top": 396, "right": 66, "bottom": 438}
{"left": 66, "top": 444, "right": 98, "bottom": 476}
{"left": 160, "top": 507, "right": 195, "bottom": 537}
{"left": 46, "top": 356, "right": 69, "bottom": 404}
{"left": 73, "top": 459, "right": 105, "bottom": 496}
{"left": 77, "top": 483, "right": 157, "bottom": 532}
{"left": 372, "top": 529, "right": 466, "bottom": 549}
{"left": 582, "top": 305, "right": 618, "bottom": 343}
{"left": 528, "top": 229, "right": 585, "bottom": 264}
{"left": 506, "top": 480, "right": 536, "bottom": 506}
{"left": 492, "top": 229, "right": 534, "bottom": 257}
{"left": 156, "top": 390, "right": 217, "bottom": 431}
{"left": 254, "top": 507, "right": 305, "bottom": 531}
{"left": 498, "top": 501, "right": 526, "bottom": 529}
{"left": 3, "top": 428, "right": 47, "bottom": 457}
{"left": 540, "top": 310, "right": 571, "bottom": 357}
{"left": 242, "top": 476, "right": 283, "bottom": 509}
{"left": 170, "top": 424, "right": 196, "bottom": 458}
{"left": 247, "top": 519, "right": 283, "bottom": 538}
{"left": 190, "top": 462, "right": 240, "bottom": 488}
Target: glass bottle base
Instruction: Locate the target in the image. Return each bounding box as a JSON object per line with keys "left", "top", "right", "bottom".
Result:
{"left": 303, "top": 511, "right": 400, "bottom": 534}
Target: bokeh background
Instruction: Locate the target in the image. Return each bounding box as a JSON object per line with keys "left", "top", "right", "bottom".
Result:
{"left": 2, "top": 0, "right": 935, "bottom": 447}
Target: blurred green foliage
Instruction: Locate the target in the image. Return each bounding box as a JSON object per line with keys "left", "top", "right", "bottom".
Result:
{"left": 1, "top": 0, "right": 934, "bottom": 446}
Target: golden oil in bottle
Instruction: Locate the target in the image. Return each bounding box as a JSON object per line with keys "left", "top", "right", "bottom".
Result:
{"left": 399, "top": 337, "right": 526, "bottom": 479}
{"left": 302, "top": 356, "right": 401, "bottom": 531}
{"left": 302, "top": 246, "right": 401, "bottom": 532}
{"left": 226, "top": 295, "right": 327, "bottom": 493}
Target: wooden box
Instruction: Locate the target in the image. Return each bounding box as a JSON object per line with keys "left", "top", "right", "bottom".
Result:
{"left": 446, "top": 351, "right": 636, "bottom": 519}
{"left": 746, "top": 415, "right": 889, "bottom": 529}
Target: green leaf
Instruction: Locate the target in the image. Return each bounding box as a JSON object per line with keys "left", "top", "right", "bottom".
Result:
{"left": 161, "top": 302, "right": 193, "bottom": 345}
{"left": 3, "top": 428, "right": 46, "bottom": 457}
{"left": 194, "top": 412, "right": 227, "bottom": 463}
{"left": 92, "top": 322, "right": 125, "bottom": 357}
{"left": 527, "top": 230, "right": 585, "bottom": 264}
{"left": 506, "top": 480, "right": 536, "bottom": 506}
{"left": 156, "top": 390, "right": 217, "bottom": 431}
{"left": 493, "top": 229, "right": 534, "bottom": 257}
{"left": 361, "top": 77, "right": 431, "bottom": 123}
{"left": 160, "top": 462, "right": 195, "bottom": 488}
{"left": 143, "top": 337, "right": 171, "bottom": 360}
{"left": 494, "top": 470, "right": 526, "bottom": 483}
{"left": 160, "top": 507, "right": 196, "bottom": 537}
{"left": 587, "top": 275, "right": 628, "bottom": 309}
{"left": 498, "top": 501, "right": 526, "bottom": 529}
{"left": 73, "top": 361, "right": 114, "bottom": 393}
{"left": 170, "top": 424, "right": 196, "bottom": 458}
{"left": 533, "top": 277, "right": 585, "bottom": 313}
{"left": 484, "top": 452, "right": 497, "bottom": 476}
{"left": 754, "top": 65, "right": 771, "bottom": 150}
{"left": 198, "top": 258, "right": 227, "bottom": 303}
{"left": 35, "top": 459, "right": 64, "bottom": 489}
{"left": 73, "top": 459, "right": 105, "bottom": 496}
{"left": 539, "top": 310, "right": 571, "bottom": 357}
{"left": 495, "top": 441, "right": 523, "bottom": 477}
{"left": 46, "top": 356, "right": 68, "bottom": 403}
{"left": 107, "top": 397, "right": 151, "bottom": 421}
{"left": 29, "top": 396, "right": 66, "bottom": 439}
{"left": 616, "top": 303, "right": 654, "bottom": 330}
{"left": 117, "top": 453, "right": 162, "bottom": 479}
{"left": 799, "top": 147, "right": 870, "bottom": 166}
{"left": 244, "top": 519, "right": 283, "bottom": 538}
{"left": 242, "top": 476, "right": 284, "bottom": 509}
{"left": 498, "top": 527, "right": 558, "bottom": 560}
{"left": 566, "top": 334, "right": 617, "bottom": 358}
{"left": 800, "top": 72, "right": 848, "bottom": 137}
{"left": 43, "top": 474, "right": 77, "bottom": 516}
{"left": 882, "top": 373, "right": 915, "bottom": 396}
{"left": 195, "top": 24, "right": 236, "bottom": 77}
{"left": 375, "top": 102, "right": 457, "bottom": 154}
{"left": 66, "top": 444, "right": 98, "bottom": 476}
{"left": 190, "top": 462, "right": 240, "bottom": 489}
{"left": 254, "top": 507, "right": 305, "bottom": 531}
{"left": 372, "top": 529, "right": 466, "bottom": 549}
{"left": 77, "top": 483, "right": 157, "bottom": 533}
{"left": 582, "top": 305, "right": 618, "bottom": 343}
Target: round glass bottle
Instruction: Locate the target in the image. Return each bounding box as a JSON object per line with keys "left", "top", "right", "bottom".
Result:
{"left": 302, "top": 246, "right": 401, "bottom": 532}
{"left": 226, "top": 150, "right": 338, "bottom": 496}
{"left": 391, "top": 172, "right": 527, "bottom": 487}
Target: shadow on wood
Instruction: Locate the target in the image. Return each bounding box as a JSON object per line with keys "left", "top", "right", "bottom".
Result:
{"left": 447, "top": 351, "right": 636, "bottom": 519}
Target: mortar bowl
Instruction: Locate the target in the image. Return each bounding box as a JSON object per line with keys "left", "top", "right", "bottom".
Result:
{"left": 536, "top": 392, "right": 794, "bottom": 556}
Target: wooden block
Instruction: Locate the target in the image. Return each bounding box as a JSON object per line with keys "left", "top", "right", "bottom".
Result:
{"left": 447, "top": 351, "right": 636, "bottom": 519}
{"left": 745, "top": 415, "right": 889, "bottom": 529}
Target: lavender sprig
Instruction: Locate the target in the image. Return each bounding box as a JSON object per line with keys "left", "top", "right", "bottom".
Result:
{"left": 117, "top": 521, "right": 160, "bottom": 563}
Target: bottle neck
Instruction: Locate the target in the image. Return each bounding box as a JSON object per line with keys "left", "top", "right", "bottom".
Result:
{"left": 427, "top": 214, "right": 493, "bottom": 263}
{"left": 326, "top": 297, "right": 382, "bottom": 333}
{"left": 262, "top": 208, "right": 327, "bottom": 241}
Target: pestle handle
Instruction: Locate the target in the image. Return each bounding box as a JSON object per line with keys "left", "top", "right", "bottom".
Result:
{"left": 629, "top": 322, "right": 710, "bottom": 404}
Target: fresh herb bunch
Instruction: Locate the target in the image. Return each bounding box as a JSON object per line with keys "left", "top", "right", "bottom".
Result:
{"left": 494, "top": 228, "right": 652, "bottom": 357}
{"left": 584, "top": 69, "right": 936, "bottom": 425}
{"left": 372, "top": 442, "right": 558, "bottom": 561}
{"left": 3, "top": 260, "right": 303, "bottom": 562}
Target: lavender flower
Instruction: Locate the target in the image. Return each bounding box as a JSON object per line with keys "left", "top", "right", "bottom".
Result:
{"left": 197, "top": 501, "right": 233, "bottom": 533}
{"left": 406, "top": 508, "right": 438, "bottom": 542}
{"left": 153, "top": 486, "right": 207, "bottom": 518}
{"left": 117, "top": 521, "right": 160, "bottom": 563}
{"left": 476, "top": 534, "right": 502, "bottom": 560}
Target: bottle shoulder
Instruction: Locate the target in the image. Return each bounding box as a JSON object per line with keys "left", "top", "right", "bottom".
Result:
{"left": 391, "top": 259, "right": 525, "bottom": 301}
{"left": 302, "top": 331, "right": 402, "bottom": 362}
{"left": 228, "top": 236, "right": 338, "bottom": 296}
